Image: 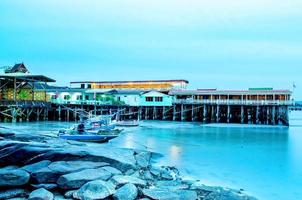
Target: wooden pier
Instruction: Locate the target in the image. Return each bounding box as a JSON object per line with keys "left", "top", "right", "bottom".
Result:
{"left": 45, "top": 101, "right": 291, "bottom": 126}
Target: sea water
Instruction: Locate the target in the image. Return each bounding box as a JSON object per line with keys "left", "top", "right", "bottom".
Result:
{"left": 1, "top": 111, "right": 302, "bottom": 200}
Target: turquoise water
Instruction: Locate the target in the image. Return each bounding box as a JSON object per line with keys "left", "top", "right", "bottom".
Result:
{"left": 1, "top": 111, "right": 302, "bottom": 200}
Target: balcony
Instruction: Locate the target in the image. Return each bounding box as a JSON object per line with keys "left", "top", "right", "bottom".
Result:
{"left": 173, "top": 99, "right": 294, "bottom": 106}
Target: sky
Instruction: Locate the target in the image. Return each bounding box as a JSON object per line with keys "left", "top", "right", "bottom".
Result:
{"left": 0, "top": 0, "right": 301, "bottom": 99}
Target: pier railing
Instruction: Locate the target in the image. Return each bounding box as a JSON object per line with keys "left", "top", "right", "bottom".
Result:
{"left": 50, "top": 99, "right": 125, "bottom": 106}
{"left": 174, "top": 99, "right": 294, "bottom": 106}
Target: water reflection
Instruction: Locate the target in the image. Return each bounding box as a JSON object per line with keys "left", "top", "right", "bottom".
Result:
{"left": 0, "top": 114, "right": 301, "bottom": 200}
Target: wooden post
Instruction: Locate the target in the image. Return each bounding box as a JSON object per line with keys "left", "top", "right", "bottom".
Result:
{"left": 272, "top": 106, "right": 276, "bottom": 125}
{"left": 241, "top": 106, "right": 244, "bottom": 124}
{"left": 211, "top": 105, "right": 215, "bottom": 122}
{"left": 191, "top": 105, "right": 194, "bottom": 121}
{"left": 216, "top": 105, "right": 220, "bottom": 123}
{"left": 153, "top": 106, "right": 156, "bottom": 120}
{"left": 145, "top": 107, "right": 148, "bottom": 120}
{"left": 181, "top": 104, "right": 184, "bottom": 121}
{"left": 162, "top": 106, "right": 166, "bottom": 120}
{"left": 256, "top": 106, "right": 260, "bottom": 124}
{"left": 58, "top": 105, "right": 62, "bottom": 121}
{"left": 67, "top": 108, "right": 70, "bottom": 121}
{"left": 13, "top": 78, "right": 16, "bottom": 101}
{"left": 266, "top": 106, "right": 270, "bottom": 125}
{"left": 173, "top": 105, "right": 176, "bottom": 121}
{"left": 12, "top": 108, "right": 17, "bottom": 123}
{"left": 203, "top": 105, "right": 207, "bottom": 123}
{"left": 227, "top": 105, "right": 230, "bottom": 123}
{"left": 26, "top": 109, "right": 30, "bottom": 122}
{"left": 36, "top": 108, "right": 40, "bottom": 121}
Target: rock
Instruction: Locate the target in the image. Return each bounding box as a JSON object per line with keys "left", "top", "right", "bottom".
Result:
{"left": 22, "top": 160, "right": 51, "bottom": 173}
{"left": 125, "top": 169, "right": 135, "bottom": 176}
{"left": 113, "top": 183, "right": 138, "bottom": 200}
{"left": 150, "top": 166, "right": 174, "bottom": 180}
{"left": 64, "top": 190, "right": 76, "bottom": 198}
{"left": 130, "top": 170, "right": 141, "bottom": 178}
{"left": 31, "top": 167, "right": 61, "bottom": 183}
{"left": 0, "top": 189, "right": 28, "bottom": 200}
{"left": 48, "top": 161, "right": 108, "bottom": 174}
{"left": 141, "top": 170, "right": 154, "bottom": 181}
{"left": 31, "top": 183, "right": 57, "bottom": 190}
{"left": 29, "top": 188, "right": 54, "bottom": 200}
{"left": 0, "top": 168, "right": 30, "bottom": 187}
{"left": 1, "top": 166, "right": 19, "bottom": 170}
{"left": 32, "top": 161, "right": 108, "bottom": 183}
{"left": 0, "top": 140, "right": 136, "bottom": 172}
{"left": 150, "top": 166, "right": 161, "bottom": 177}
{"left": 101, "top": 166, "right": 122, "bottom": 175}
{"left": 156, "top": 180, "right": 189, "bottom": 190}
{"left": 53, "top": 194, "right": 69, "bottom": 200}
{"left": 57, "top": 168, "right": 112, "bottom": 190}
{"left": 111, "top": 175, "right": 147, "bottom": 187}
{"left": 142, "top": 188, "right": 198, "bottom": 200}
{"left": 73, "top": 180, "right": 116, "bottom": 200}
{"left": 135, "top": 151, "right": 151, "bottom": 168}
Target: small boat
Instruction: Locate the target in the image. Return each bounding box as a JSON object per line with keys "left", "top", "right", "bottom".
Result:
{"left": 58, "top": 115, "right": 122, "bottom": 143}
{"left": 58, "top": 133, "right": 118, "bottom": 143}
{"left": 115, "top": 120, "right": 139, "bottom": 127}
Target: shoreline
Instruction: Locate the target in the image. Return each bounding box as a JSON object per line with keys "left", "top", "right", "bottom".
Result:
{"left": 0, "top": 128, "right": 256, "bottom": 200}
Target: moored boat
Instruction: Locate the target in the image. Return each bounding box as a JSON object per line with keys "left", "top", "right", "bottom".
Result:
{"left": 115, "top": 120, "right": 139, "bottom": 127}
{"left": 58, "top": 133, "right": 118, "bottom": 143}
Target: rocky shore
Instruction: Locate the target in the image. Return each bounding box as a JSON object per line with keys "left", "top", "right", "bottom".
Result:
{"left": 0, "top": 129, "right": 256, "bottom": 200}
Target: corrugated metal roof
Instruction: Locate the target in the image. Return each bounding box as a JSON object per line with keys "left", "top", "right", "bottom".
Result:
{"left": 169, "top": 89, "right": 292, "bottom": 95}
{"left": 70, "top": 79, "right": 189, "bottom": 84}
{"left": 0, "top": 73, "right": 56, "bottom": 82}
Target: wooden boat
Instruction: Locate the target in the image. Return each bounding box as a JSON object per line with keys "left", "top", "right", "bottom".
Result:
{"left": 58, "top": 133, "right": 118, "bottom": 143}
{"left": 115, "top": 120, "right": 139, "bottom": 127}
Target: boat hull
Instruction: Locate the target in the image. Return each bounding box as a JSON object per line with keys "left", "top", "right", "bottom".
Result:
{"left": 59, "top": 134, "right": 118, "bottom": 143}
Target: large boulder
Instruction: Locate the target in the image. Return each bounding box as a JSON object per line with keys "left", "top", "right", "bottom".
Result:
{"left": 0, "top": 168, "right": 30, "bottom": 187}
{"left": 22, "top": 160, "right": 51, "bottom": 173}
{"left": 57, "top": 168, "right": 112, "bottom": 190}
{"left": 0, "top": 189, "right": 28, "bottom": 200}
{"left": 101, "top": 166, "right": 122, "bottom": 175}
{"left": 31, "top": 183, "right": 58, "bottom": 190}
{"left": 29, "top": 188, "right": 54, "bottom": 200}
{"left": 0, "top": 140, "right": 136, "bottom": 172}
{"left": 113, "top": 183, "right": 138, "bottom": 200}
{"left": 31, "top": 167, "right": 61, "bottom": 183}
{"left": 142, "top": 188, "right": 198, "bottom": 200}
{"left": 111, "top": 175, "right": 147, "bottom": 187}
{"left": 31, "top": 161, "right": 108, "bottom": 183}
{"left": 73, "top": 180, "right": 116, "bottom": 200}
{"left": 48, "top": 161, "right": 108, "bottom": 174}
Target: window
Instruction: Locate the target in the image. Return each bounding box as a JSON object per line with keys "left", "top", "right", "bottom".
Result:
{"left": 87, "top": 84, "right": 92, "bottom": 89}
{"left": 76, "top": 95, "right": 82, "bottom": 100}
{"left": 155, "top": 97, "right": 163, "bottom": 102}
{"left": 64, "top": 95, "right": 71, "bottom": 100}
{"left": 146, "top": 97, "right": 153, "bottom": 102}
